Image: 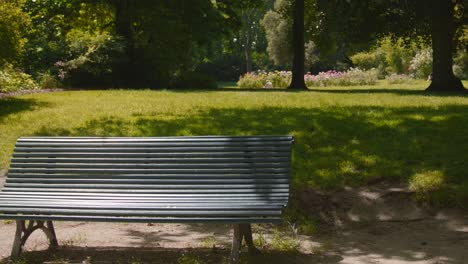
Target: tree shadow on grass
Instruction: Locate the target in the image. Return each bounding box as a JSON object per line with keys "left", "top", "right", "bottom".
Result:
{"left": 35, "top": 104, "right": 468, "bottom": 200}
{"left": 0, "top": 97, "right": 51, "bottom": 121}
{"left": 307, "top": 88, "right": 468, "bottom": 97}
{"left": 25, "top": 103, "right": 468, "bottom": 263}
{"left": 174, "top": 87, "right": 468, "bottom": 97}
{"left": 0, "top": 247, "right": 341, "bottom": 264}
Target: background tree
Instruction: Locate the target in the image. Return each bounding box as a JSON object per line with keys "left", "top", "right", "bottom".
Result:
{"left": 288, "top": 0, "right": 307, "bottom": 89}
{"left": 0, "top": 0, "right": 30, "bottom": 66}
{"left": 317, "top": 0, "right": 467, "bottom": 92}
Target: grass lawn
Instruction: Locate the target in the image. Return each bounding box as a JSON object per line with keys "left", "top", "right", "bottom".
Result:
{"left": 1, "top": 80, "right": 467, "bottom": 207}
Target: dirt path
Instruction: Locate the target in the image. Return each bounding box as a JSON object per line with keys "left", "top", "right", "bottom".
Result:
{"left": 0, "top": 173, "right": 466, "bottom": 263}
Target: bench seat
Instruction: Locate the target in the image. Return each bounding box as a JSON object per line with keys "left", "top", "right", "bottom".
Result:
{"left": 0, "top": 136, "right": 293, "bottom": 262}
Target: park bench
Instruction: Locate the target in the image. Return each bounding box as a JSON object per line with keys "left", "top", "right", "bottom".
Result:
{"left": 0, "top": 136, "right": 293, "bottom": 262}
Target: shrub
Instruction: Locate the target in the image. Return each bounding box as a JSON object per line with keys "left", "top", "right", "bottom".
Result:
{"left": 453, "top": 50, "right": 468, "bottom": 80}
{"left": 409, "top": 49, "right": 432, "bottom": 79}
{"left": 55, "top": 29, "right": 125, "bottom": 86}
{"left": 379, "top": 37, "right": 417, "bottom": 74}
{"left": 351, "top": 51, "right": 384, "bottom": 70}
{"left": 237, "top": 72, "right": 265, "bottom": 88}
{"left": 385, "top": 73, "right": 414, "bottom": 84}
{"left": 0, "top": 64, "right": 38, "bottom": 93}
{"left": 37, "top": 71, "right": 60, "bottom": 89}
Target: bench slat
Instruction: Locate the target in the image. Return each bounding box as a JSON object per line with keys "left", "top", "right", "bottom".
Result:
{"left": 13, "top": 146, "right": 290, "bottom": 153}
{"left": 6, "top": 178, "right": 289, "bottom": 184}
{"left": 6, "top": 174, "right": 289, "bottom": 180}
{"left": 2, "top": 188, "right": 289, "bottom": 194}
{"left": 8, "top": 168, "right": 289, "bottom": 174}
{"left": 13, "top": 152, "right": 290, "bottom": 158}
{"left": 18, "top": 136, "right": 292, "bottom": 142}
{"left": 4, "top": 182, "right": 289, "bottom": 189}
{"left": 10, "top": 162, "right": 288, "bottom": 169}
{"left": 15, "top": 141, "right": 292, "bottom": 147}
{"left": 0, "top": 214, "right": 281, "bottom": 223}
{"left": 0, "top": 192, "right": 288, "bottom": 198}
{"left": 11, "top": 157, "right": 289, "bottom": 163}
{"left": 0, "top": 207, "right": 281, "bottom": 216}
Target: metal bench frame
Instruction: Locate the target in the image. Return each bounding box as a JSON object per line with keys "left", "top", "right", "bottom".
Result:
{"left": 0, "top": 136, "right": 293, "bottom": 263}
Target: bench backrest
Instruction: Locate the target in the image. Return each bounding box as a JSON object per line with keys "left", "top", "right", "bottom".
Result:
{"left": 4, "top": 136, "right": 293, "bottom": 206}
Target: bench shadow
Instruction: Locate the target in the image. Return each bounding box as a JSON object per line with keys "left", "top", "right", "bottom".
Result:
{"left": 0, "top": 246, "right": 342, "bottom": 264}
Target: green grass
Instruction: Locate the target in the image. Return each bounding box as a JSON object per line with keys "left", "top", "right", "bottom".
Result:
{"left": 1, "top": 80, "right": 468, "bottom": 207}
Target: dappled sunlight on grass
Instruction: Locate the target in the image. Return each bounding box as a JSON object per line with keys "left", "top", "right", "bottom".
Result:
{"left": 1, "top": 84, "right": 467, "bottom": 206}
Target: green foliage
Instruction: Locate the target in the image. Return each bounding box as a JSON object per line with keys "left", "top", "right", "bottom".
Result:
{"left": 200, "top": 235, "right": 218, "bottom": 248}
{"left": 22, "top": 0, "right": 116, "bottom": 82}
{"left": 0, "top": 64, "right": 38, "bottom": 92}
{"left": 453, "top": 50, "right": 468, "bottom": 80}
{"left": 351, "top": 50, "right": 385, "bottom": 71}
{"left": 270, "top": 230, "right": 300, "bottom": 252}
{"left": 177, "top": 255, "right": 203, "bottom": 264}
{"left": 55, "top": 29, "right": 125, "bottom": 86}
{"left": 0, "top": 0, "right": 31, "bottom": 66}
{"left": 37, "top": 71, "right": 60, "bottom": 89}
{"left": 351, "top": 37, "right": 427, "bottom": 78}
{"left": 378, "top": 38, "right": 418, "bottom": 74}
{"left": 410, "top": 170, "right": 445, "bottom": 193}
{"left": 305, "top": 41, "right": 320, "bottom": 68}
{"left": 261, "top": 8, "right": 292, "bottom": 67}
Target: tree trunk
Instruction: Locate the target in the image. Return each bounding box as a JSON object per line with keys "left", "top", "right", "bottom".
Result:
{"left": 288, "top": 0, "right": 307, "bottom": 90}
{"left": 113, "top": 0, "right": 135, "bottom": 87}
{"left": 245, "top": 48, "right": 252, "bottom": 73}
{"left": 426, "top": 0, "right": 465, "bottom": 92}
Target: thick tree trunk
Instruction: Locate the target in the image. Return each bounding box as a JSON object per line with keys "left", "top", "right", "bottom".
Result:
{"left": 288, "top": 0, "right": 307, "bottom": 90}
{"left": 426, "top": 0, "right": 465, "bottom": 92}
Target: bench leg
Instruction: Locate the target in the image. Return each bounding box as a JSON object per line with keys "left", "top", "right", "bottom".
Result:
{"left": 230, "top": 224, "right": 259, "bottom": 263}
{"left": 10, "top": 220, "right": 59, "bottom": 259}
{"left": 240, "top": 224, "right": 259, "bottom": 254}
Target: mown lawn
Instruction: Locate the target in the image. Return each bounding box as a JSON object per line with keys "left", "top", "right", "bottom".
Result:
{"left": 1, "top": 80, "right": 467, "bottom": 207}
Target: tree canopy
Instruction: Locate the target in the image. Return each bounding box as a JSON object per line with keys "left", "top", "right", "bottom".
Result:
{"left": 0, "top": 0, "right": 466, "bottom": 90}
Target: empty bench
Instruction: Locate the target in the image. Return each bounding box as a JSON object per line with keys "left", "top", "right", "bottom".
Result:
{"left": 0, "top": 136, "right": 293, "bottom": 262}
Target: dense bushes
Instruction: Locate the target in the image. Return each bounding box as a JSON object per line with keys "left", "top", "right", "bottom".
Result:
{"left": 350, "top": 38, "right": 417, "bottom": 78}
{"left": 351, "top": 38, "right": 468, "bottom": 81}
{"left": 0, "top": 64, "right": 37, "bottom": 93}
{"left": 237, "top": 68, "right": 378, "bottom": 88}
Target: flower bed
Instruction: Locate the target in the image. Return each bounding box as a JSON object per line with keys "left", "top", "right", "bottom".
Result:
{"left": 237, "top": 68, "right": 378, "bottom": 88}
